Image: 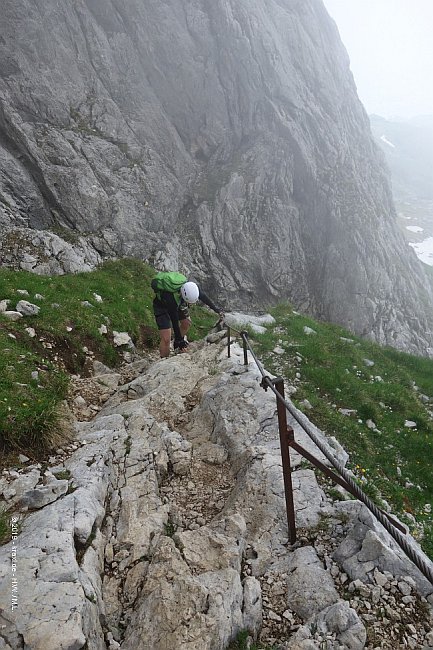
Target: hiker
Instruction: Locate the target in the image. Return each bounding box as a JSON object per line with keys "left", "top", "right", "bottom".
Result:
{"left": 151, "top": 271, "right": 224, "bottom": 358}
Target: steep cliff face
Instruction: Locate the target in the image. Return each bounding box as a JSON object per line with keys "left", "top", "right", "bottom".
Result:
{"left": 1, "top": 0, "right": 432, "bottom": 354}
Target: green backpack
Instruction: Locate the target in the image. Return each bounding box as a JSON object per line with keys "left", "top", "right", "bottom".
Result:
{"left": 151, "top": 271, "right": 187, "bottom": 302}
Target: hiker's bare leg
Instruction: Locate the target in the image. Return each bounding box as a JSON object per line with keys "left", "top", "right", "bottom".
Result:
{"left": 159, "top": 328, "right": 172, "bottom": 358}
{"left": 180, "top": 318, "right": 191, "bottom": 338}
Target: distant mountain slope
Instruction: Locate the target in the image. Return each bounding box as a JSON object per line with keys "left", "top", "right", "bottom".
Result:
{"left": 0, "top": 0, "right": 433, "bottom": 355}
{"left": 369, "top": 114, "right": 433, "bottom": 200}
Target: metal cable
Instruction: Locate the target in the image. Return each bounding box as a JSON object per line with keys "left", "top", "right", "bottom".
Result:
{"left": 236, "top": 329, "right": 433, "bottom": 586}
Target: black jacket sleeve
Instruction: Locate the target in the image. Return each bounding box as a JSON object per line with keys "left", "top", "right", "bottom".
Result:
{"left": 198, "top": 289, "right": 221, "bottom": 314}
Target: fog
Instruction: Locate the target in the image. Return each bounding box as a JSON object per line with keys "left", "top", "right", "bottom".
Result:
{"left": 323, "top": 0, "right": 433, "bottom": 120}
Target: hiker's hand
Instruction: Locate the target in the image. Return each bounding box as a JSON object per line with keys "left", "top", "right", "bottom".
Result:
{"left": 174, "top": 338, "right": 189, "bottom": 351}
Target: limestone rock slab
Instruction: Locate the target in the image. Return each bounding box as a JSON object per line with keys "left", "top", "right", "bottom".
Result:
{"left": 286, "top": 546, "right": 340, "bottom": 619}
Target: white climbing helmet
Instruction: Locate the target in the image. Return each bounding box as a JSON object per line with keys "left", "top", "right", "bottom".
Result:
{"left": 181, "top": 281, "right": 199, "bottom": 304}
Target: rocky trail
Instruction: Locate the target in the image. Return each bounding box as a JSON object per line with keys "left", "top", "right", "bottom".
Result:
{"left": 1, "top": 334, "right": 433, "bottom": 650}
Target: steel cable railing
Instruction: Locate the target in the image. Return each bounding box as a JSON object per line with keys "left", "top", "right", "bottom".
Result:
{"left": 221, "top": 322, "right": 433, "bottom": 586}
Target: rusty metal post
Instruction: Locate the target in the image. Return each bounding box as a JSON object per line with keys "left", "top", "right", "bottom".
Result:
{"left": 227, "top": 326, "right": 231, "bottom": 358}
{"left": 241, "top": 331, "right": 249, "bottom": 365}
{"left": 274, "top": 378, "right": 297, "bottom": 544}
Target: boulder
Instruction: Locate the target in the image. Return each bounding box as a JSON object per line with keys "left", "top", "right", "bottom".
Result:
{"left": 2, "top": 311, "right": 23, "bottom": 321}
{"left": 286, "top": 546, "right": 339, "bottom": 619}
{"left": 16, "top": 300, "right": 40, "bottom": 316}
{"left": 113, "top": 331, "right": 134, "bottom": 348}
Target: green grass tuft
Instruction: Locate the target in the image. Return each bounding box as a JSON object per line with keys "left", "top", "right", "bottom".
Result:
{"left": 0, "top": 508, "right": 10, "bottom": 545}
{"left": 227, "top": 630, "right": 276, "bottom": 650}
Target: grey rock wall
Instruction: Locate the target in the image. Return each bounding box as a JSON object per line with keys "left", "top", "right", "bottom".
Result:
{"left": 0, "top": 0, "right": 432, "bottom": 353}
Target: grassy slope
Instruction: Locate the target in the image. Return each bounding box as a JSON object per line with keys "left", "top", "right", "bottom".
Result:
{"left": 0, "top": 259, "right": 216, "bottom": 453}
{"left": 1, "top": 259, "right": 432, "bottom": 557}
{"left": 254, "top": 304, "right": 433, "bottom": 558}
